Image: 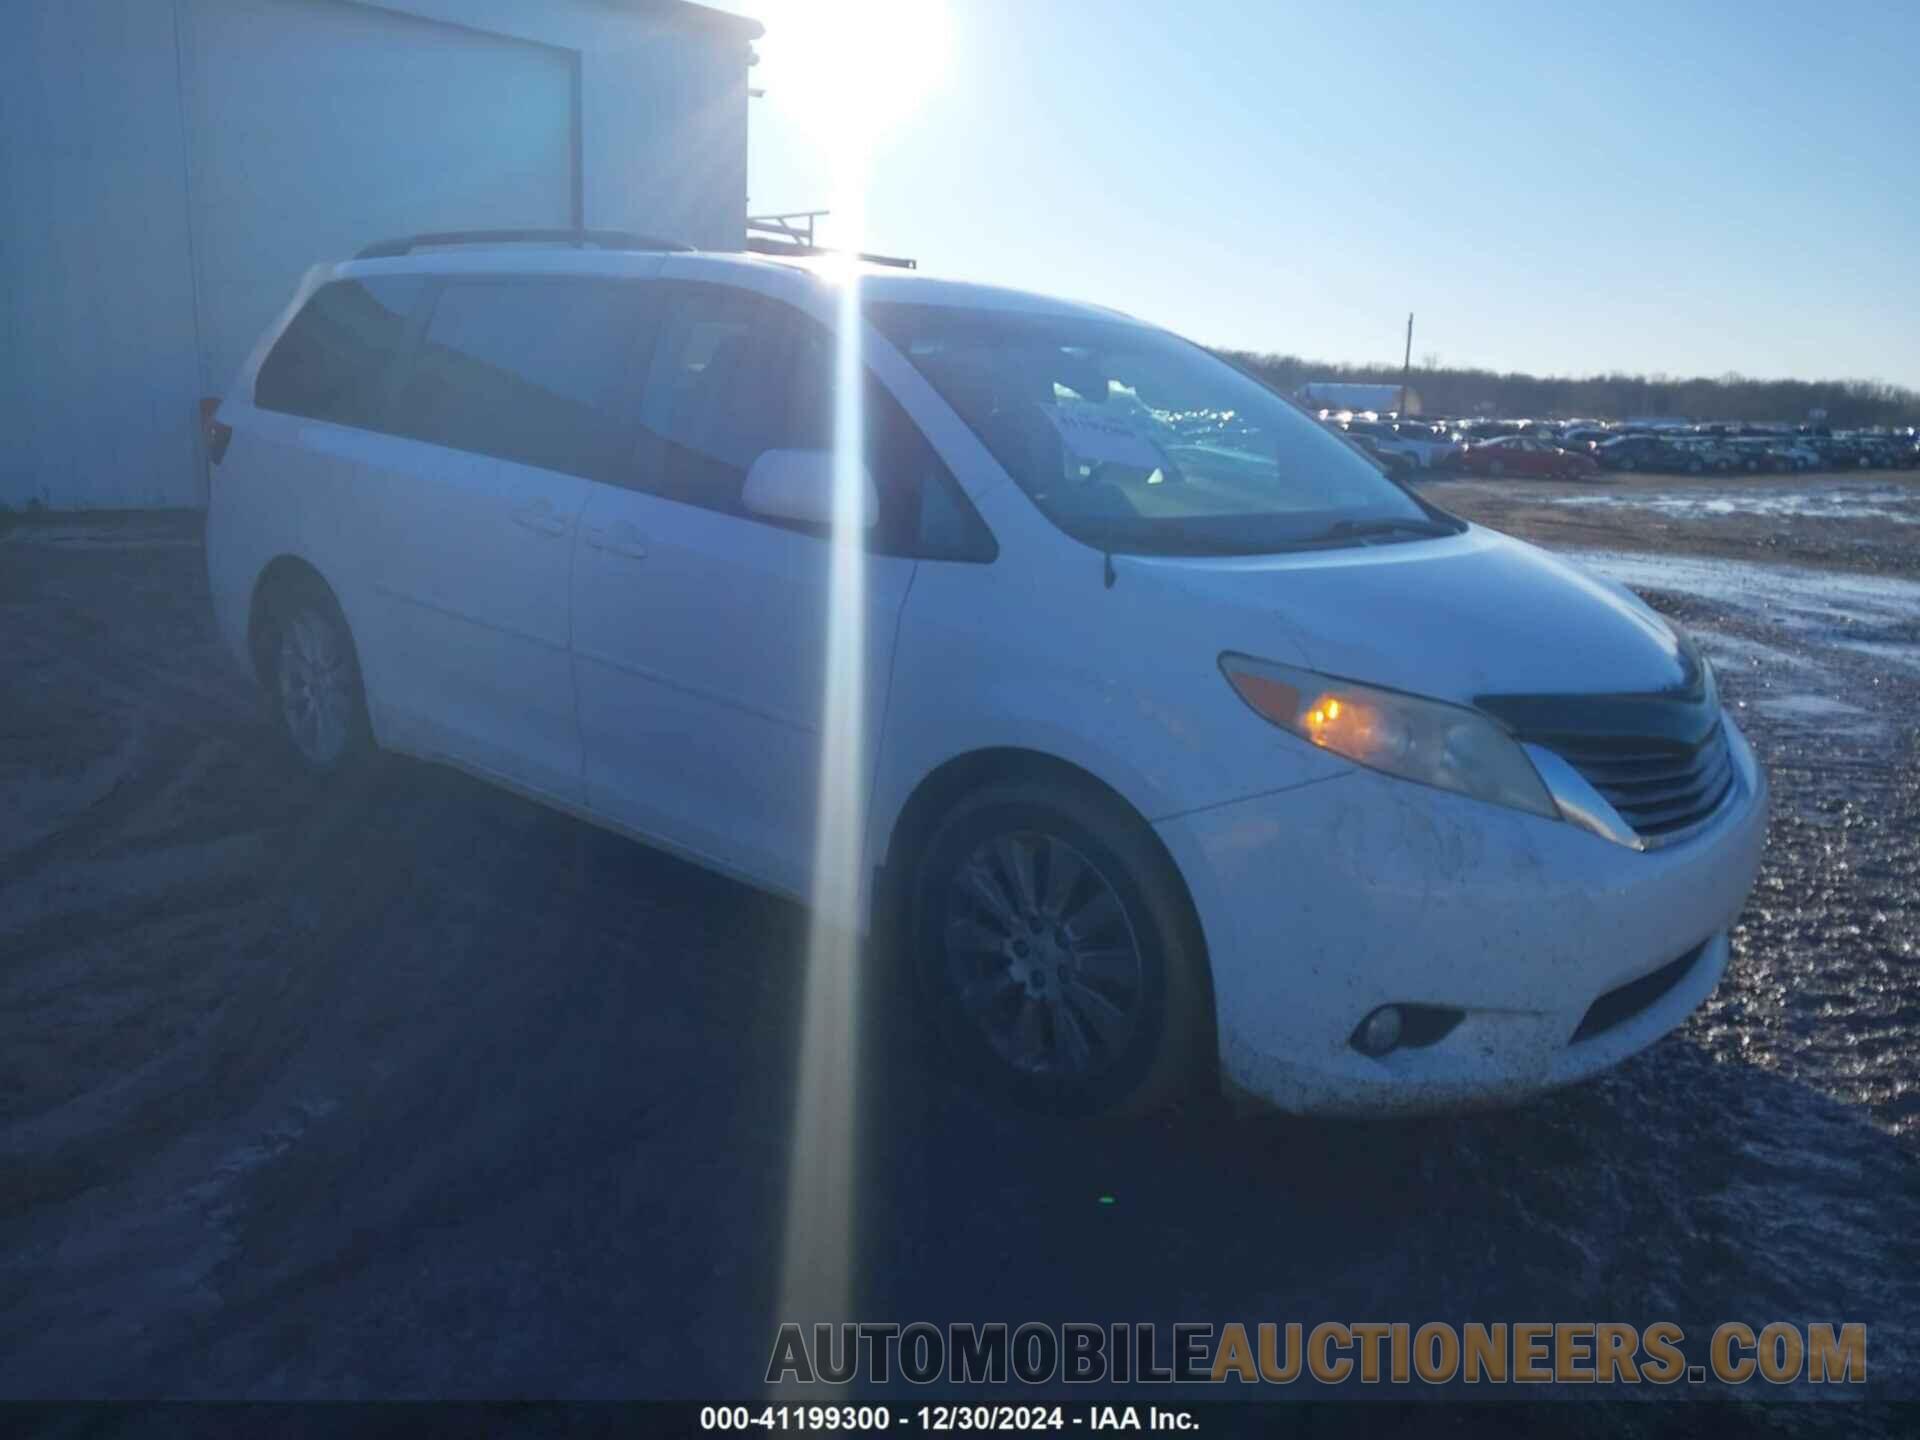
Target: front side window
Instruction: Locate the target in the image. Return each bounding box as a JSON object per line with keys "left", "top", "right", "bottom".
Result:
{"left": 634, "top": 284, "right": 991, "bottom": 559}
{"left": 636, "top": 286, "right": 802, "bottom": 511}
{"left": 255, "top": 277, "right": 424, "bottom": 429}
{"left": 869, "top": 303, "right": 1454, "bottom": 555}
{"left": 388, "top": 278, "right": 646, "bottom": 480}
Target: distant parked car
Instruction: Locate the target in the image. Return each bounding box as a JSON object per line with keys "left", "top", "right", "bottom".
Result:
{"left": 1451, "top": 435, "right": 1601, "bottom": 479}
{"left": 1342, "top": 431, "right": 1419, "bottom": 475}
{"left": 1387, "top": 423, "right": 1465, "bottom": 468}
{"left": 1765, "top": 440, "right": 1821, "bottom": 471}
{"left": 1595, "top": 435, "right": 1689, "bottom": 473}
{"left": 1337, "top": 421, "right": 1427, "bottom": 470}
{"left": 1456, "top": 420, "right": 1513, "bottom": 443}
{"left": 1720, "top": 439, "right": 1783, "bottom": 473}
{"left": 1816, "top": 438, "right": 1874, "bottom": 469}
{"left": 1673, "top": 439, "right": 1737, "bottom": 474}
{"left": 1559, "top": 427, "right": 1610, "bottom": 452}
{"left": 1761, "top": 439, "right": 1819, "bottom": 472}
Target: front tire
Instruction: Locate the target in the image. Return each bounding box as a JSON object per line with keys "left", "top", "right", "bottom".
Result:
{"left": 907, "top": 780, "right": 1212, "bottom": 1116}
{"left": 263, "top": 578, "right": 372, "bottom": 775}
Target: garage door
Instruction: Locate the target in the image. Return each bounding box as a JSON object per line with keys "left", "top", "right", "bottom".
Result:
{"left": 185, "top": 0, "right": 577, "bottom": 401}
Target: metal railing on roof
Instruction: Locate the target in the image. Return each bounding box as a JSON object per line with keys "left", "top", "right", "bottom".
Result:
{"left": 355, "top": 228, "right": 694, "bottom": 259}
{"left": 746, "top": 211, "right": 917, "bottom": 270}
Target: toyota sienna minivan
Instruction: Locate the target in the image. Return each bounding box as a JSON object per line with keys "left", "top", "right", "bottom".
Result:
{"left": 205, "top": 231, "right": 1768, "bottom": 1116}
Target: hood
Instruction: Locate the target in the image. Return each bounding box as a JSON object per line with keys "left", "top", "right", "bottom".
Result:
{"left": 1131, "top": 525, "right": 1695, "bottom": 709}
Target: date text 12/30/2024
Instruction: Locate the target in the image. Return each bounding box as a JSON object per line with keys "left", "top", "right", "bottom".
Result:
{"left": 701, "top": 1407, "right": 1196, "bottom": 1431}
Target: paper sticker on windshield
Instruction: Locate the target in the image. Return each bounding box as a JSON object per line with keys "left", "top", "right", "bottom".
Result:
{"left": 1044, "top": 406, "right": 1166, "bottom": 472}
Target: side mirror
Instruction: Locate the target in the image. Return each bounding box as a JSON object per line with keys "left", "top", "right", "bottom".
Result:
{"left": 742, "top": 449, "right": 878, "bottom": 530}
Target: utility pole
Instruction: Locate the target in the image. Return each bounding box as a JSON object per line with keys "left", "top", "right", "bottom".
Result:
{"left": 1399, "top": 312, "right": 1414, "bottom": 417}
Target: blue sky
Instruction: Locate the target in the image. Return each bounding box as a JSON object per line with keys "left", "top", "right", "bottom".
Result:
{"left": 717, "top": 1, "right": 1919, "bottom": 388}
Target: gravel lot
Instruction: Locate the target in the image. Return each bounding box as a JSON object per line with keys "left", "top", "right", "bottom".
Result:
{"left": 2, "top": 474, "right": 1917, "bottom": 1427}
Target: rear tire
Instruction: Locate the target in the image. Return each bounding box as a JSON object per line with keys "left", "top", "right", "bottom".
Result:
{"left": 907, "top": 779, "right": 1212, "bottom": 1116}
{"left": 261, "top": 575, "right": 372, "bottom": 775}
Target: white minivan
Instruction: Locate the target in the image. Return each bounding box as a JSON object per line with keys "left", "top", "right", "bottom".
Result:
{"left": 205, "top": 231, "right": 1768, "bottom": 1116}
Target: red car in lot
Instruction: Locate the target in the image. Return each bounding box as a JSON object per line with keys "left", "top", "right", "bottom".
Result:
{"left": 1447, "top": 435, "right": 1600, "bottom": 479}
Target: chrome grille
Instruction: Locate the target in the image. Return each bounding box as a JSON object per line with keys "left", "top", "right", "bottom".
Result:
{"left": 1551, "top": 719, "right": 1735, "bottom": 842}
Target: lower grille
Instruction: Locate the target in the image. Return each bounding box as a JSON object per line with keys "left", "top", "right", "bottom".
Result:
{"left": 1551, "top": 719, "right": 1735, "bottom": 841}
{"left": 1570, "top": 941, "right": 1707, "bottom": 1044}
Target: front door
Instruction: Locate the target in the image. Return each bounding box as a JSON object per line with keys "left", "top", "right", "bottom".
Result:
{"left": 571, "top": 280, "right": 920, "bottom": 898}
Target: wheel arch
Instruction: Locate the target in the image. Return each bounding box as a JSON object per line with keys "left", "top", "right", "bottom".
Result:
{"left": 876, "top": 744, "right": 1221, "bottom": 1096}
{"left": 878, "top": 748, "right": 1212, "bottom": 958}
{"left": 246, "top": 554, "right": 336, "bottom": 688}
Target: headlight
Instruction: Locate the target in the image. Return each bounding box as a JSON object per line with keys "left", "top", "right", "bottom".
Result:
{"left": 1220, "top": 654, "right": 1560, "bottom": 819}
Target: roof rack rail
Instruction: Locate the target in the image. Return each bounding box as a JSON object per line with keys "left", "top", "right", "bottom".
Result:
{"left": 743, "top": 236, "right": 918, "bottom": 270}
{"left": 356, "top": 228, "right": 694, "bottom": 260}
{"left": 746, "top": 211, "right": 916, "bottom": 270}
{"left": 749, "top": 210, "right": 828, "bottom": 246}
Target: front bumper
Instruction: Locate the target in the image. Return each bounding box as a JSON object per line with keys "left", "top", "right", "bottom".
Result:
{"left": 1155, "top": 716, "right": 1768, "bottom": 1115}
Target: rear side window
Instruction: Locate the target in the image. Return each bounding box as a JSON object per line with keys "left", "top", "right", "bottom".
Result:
{"left": 388, "top": 279, "right": 647, "bottom": 480}
{"left": 255, "top": 277, "right": 424, "bottom": 428}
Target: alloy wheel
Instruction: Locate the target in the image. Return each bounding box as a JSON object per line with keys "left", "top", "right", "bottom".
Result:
{"left": 277, "top": 609, "right": 354, "bottom": 767}
{"left": 941, "top": 831, "right": 1146, "bottom": 1081}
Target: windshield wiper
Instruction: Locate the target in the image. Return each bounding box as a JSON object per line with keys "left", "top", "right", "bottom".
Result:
{"left": 1078, "top": 519, "right": 1454, "bottom": 567}
{"left": 1312, "top": 517, "right": 1457, "bottom": 544}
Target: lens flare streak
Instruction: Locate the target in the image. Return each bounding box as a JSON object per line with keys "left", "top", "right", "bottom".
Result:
{"left": 778, "top": 208, "right": 870, "bottom": 1358}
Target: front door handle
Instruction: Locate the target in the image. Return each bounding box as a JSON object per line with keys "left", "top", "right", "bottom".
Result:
{"left": 511, "top": 499, "right": 569, "bottom": 537}
{"left": 584, "top": 522, "right": 648, "bottom": 559}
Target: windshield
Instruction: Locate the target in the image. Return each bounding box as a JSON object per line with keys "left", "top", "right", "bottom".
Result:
{"left": 868, "top": 302, "right": 1453, "bottom": 555}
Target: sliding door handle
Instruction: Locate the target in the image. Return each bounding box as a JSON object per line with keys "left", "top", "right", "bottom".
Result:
{"left": 510, "top": 500, "right": 569, "bottom": 537}
{"left": 584, "top": 523, "right": 648, "bottom": 559}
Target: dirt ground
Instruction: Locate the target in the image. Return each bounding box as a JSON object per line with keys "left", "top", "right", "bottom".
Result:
{"left": 2, "top": 473, "right": 1918, "bottom": 1426}
{"left": 1430, "top": 467, "right": 1920, "bottom": 577}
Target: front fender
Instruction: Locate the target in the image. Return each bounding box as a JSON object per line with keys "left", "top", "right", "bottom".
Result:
{"left": 867, "top": 552, "right": 1349, "bottom": 874}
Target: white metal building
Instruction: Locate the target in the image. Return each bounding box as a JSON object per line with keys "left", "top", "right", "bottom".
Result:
{"left": 1296, "top": 382, "right": 1423, "bottom": 417}
{"left": 2, "top": 0, "right": 761, "bottom": 510}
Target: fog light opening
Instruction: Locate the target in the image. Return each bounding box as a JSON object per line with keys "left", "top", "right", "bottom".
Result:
{"left": 1352, "top": 1005, "right": 1404, "bottom": 1057}
{"left": 1350, "top": 1003, "right": 1466, "bottom": 1056}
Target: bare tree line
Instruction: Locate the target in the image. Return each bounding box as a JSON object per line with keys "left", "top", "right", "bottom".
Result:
{"left": 1221, "top": 350, "right": 1920, "bottom": 428}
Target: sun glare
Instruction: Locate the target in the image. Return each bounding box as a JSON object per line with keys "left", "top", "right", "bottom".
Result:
{"left": 778, "top": 196, "right": 870, "bottom": 1355}
{"left": 771, "top": 0, "right": 954, "bottom": 1376}
{"left": 772, "top": 0, "right": 952, "bottom": 153}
